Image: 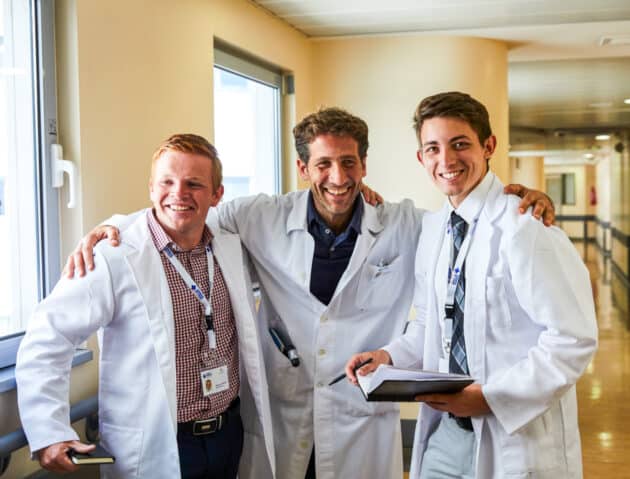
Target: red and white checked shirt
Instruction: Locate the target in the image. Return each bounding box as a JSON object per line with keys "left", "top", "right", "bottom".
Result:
{"left": 147, "top": 210, "right": 239, "bottom": 422}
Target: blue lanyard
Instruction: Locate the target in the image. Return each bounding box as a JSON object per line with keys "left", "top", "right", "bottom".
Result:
{"left": 441, "top": 175, "right": 495, "bottom": 358}
{"left": 163, "top": 245, "right": 217, "bottom": 349}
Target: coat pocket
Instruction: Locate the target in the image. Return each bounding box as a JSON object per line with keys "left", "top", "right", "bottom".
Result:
{"left": 485, "top": 276, "right": 512, "bottom": 329}
{"left": 355, "top": 256, "right": 403, "bottom": 311}
{"left": 100, "top": 422, "right": 144, "bottom": 478}
{"left": 263, "top": 333, "right": 300, "bottom": 399}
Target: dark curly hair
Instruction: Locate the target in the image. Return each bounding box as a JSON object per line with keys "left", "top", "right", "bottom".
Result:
{"left": 293, "top": 107, "right": 369, "bottom": 163}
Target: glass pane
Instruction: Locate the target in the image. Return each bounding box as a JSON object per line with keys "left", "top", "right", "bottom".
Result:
{"left": 213, "top": 66, "right": 280, "bottom": 202}
{"left": 0, "top": 0, "right": 40, "bottom": 337}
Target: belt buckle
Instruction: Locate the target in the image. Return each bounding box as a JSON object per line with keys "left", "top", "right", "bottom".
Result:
{"left": 192, "top": 415, "right": 222, "bottom": 435}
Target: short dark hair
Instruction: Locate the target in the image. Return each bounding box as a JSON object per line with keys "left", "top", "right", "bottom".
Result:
{"left": 151, "top": 133, "right": 222, "bottom": 189}
{"left": 293, "top": 107, "right": 369, "bottom": 163}
{"left": 413, "top": 92, "right": 492, "bottom": 145}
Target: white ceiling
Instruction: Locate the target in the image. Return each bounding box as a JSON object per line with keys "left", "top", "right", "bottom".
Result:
{"left": 252, "top": 0, "right": 630, "bottom": 150}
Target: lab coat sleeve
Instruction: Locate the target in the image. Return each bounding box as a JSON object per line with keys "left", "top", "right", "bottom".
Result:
{"left": 215, "top": 194, "right": 264, "bottom": 234}
{"left": 104, "top": 210, "right": 142, "bottom": 230}
{"left": 482, "top": 217, "right": 598, "bottom": 434}
{"left": 16, "top": 250, "right": 116, "bottom": 454}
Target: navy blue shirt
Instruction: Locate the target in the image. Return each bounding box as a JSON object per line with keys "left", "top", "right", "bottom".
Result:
{"left": 307, "top": 192, "right": 363, "bottom": 305}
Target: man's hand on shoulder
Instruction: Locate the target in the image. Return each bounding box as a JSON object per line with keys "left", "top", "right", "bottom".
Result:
{"left": 360, "top": 183, "right": 384, "bottom": 206}
{"left": 504, "top": 183, "right": 555, "bottom": 226}
{"left": 38, "top": 440, "right": 95, "bottom": 473}
{"left": 64, "top": 225, "right": 121, "bottom": 278}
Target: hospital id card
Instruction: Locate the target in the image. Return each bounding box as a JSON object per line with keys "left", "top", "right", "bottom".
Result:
{"left": 201, "top": 365, "right": 229, "bottom": 396}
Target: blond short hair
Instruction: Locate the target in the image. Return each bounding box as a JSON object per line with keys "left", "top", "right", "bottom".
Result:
{"left": 151, "top": 133, "right": 222, "bottom": 189}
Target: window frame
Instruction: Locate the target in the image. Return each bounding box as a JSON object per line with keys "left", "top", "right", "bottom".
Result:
{"left": 0, "top": 0, "right": 60, "bottom": 367}
{"left": 213, "top": 41, "right": 283, "bottom": 197}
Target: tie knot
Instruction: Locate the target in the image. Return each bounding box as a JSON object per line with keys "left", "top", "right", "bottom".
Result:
{"left": 450, "top": 211, "right": 468, "bottom": 240}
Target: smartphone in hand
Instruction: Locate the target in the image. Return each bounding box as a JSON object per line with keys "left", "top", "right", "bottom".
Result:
{"left": 68, "top": 443, "right": 115, "bottom": 465}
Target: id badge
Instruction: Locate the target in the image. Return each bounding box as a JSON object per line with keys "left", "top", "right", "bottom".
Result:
{"left": 201, "top": 365, "right": 229, "bottom": 396}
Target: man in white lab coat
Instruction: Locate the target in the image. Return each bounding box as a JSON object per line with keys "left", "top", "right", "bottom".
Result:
{"left": 67, "top": 108, "right": 553, "bottom": 479}
{"left": 346, "top": 92, "right": 598, "bottom": 478}
{"left": 16, "top": 134, "right": 275, "bottom": 479}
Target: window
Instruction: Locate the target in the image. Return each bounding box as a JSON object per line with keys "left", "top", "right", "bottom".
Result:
{"left": 213, "top": 44, "right": 282, "bottom": 202}
{"left": 0, "top": 0, "right": 60, "bottom": 353}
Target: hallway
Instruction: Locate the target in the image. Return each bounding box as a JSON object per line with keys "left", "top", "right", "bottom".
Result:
{"left": 579, "top": 245, "right": 629, "bottom": 478}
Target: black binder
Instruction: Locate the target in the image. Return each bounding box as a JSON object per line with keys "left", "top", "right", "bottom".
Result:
{"left": 357, "top": 365, "right": 473, "bottom": 402}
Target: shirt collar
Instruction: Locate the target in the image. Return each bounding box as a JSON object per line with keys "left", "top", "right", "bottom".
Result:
{"left": 306, "top": 191, "right": 363, "bottom": 236}
{"left": 146, "top": 209, "right": 212, "bottom": 253}
{"left": 448, "top": 170, "right": 496, "bottom": 225}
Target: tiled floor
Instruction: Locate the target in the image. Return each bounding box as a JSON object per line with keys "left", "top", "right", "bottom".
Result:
{"left": 579, "top": 249, "right": 630, "bottom": 478}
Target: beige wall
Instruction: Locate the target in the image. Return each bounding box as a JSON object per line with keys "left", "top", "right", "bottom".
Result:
{"left": 611, "top": 134, "right": 630, "bottom": 235}
{"left": 311, "top": 35, "right": 509, "bottom": 210}
{"left": 596, "top": 155, "right": 612, "bottom": 222}
{"left": 510, "top": 156, "right": 544, "bottom": 191}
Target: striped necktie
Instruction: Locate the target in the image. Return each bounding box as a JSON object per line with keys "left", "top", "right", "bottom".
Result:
{"left": 449, "top": 211, "right": 469, "bottom": 376}
{"left": 448, "top": 211, "right": 474, "bottom": 431}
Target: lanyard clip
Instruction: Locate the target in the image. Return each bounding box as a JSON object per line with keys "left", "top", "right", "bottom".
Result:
{"left": 444, "top": 304, "right": 455, "bottom": 319}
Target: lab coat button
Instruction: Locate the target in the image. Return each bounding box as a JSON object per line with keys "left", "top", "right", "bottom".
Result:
{"left": 300, "top": 440, "right": 309, "bottom": 449}
{"left": 318, "top": 348, "right": 326, "bottom": 356}
{"left": 317, "top": 381, "right": 324, "bottom": 388}
{"left": 320, "top": 315, "right": 328, "bottom": 323}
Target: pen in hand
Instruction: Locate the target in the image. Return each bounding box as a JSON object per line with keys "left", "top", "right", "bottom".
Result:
{"left": 329, "top": 358, "right": 373, "bottom": 386}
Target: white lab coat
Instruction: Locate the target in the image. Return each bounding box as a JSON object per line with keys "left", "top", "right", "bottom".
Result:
{"left": 16, "top": 209, "right": 275, "bottom": 479}
{"left": 384, "top": 174, "right": 598, "bottom": 479}
{"left": 217, "top": 191, "right": 424, "bottom": 479}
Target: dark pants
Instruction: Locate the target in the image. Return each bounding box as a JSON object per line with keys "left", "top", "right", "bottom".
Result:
{"left": 177, "top": 409, "right": 243, "bottom": 479}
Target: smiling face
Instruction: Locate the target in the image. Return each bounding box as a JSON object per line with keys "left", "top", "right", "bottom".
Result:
{"left": 417, "top": 117, "right": 496, "bottom": 208}
{"left": 149, "top": 150, "right": 223, "bottom": 249}
{"left": 297, "top": 133, "right": 366, "bottom": 233}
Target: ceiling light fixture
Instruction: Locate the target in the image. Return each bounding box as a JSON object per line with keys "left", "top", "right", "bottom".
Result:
{"left": 624, "top": 98, "right": 630, "bottom": 105}
{"left": 595, "top": 134, "right": 611, "bottom": 141}
{"left": 583, "top": 153, "right": 595, "bottom": 160}
{"left": 589, "top": 102, "right": 612, "bottom": 108}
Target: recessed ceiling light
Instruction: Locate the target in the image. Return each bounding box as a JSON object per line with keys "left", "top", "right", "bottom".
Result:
{"left": 624, "top": 98, "right": 630, "bottom": 105}
{"left": 595, "top": 134, "right": 611, "bottom": 141}
{"left": 583, "top": 153, "right": 595, "bottom": 160}
{"left": 589, "top": 102, "right": 612, "bottom": 108}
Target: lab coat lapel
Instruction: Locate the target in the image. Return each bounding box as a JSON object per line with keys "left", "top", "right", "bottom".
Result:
{"left": 424, "top": 205, "right": 449, "bottom": 371}
{"left": 464, "top": 176, "right": 505, "bottom": 383}
{"left": 333, "top": 199, "right": 383, "bottom": 301}
{"left": 123, "top": 214, "right": 178, "bottom": 429}
{"left": 206, "top": 209, "right": 276, "bottom": 473}
{"left": 206, "top": 208, "right": 251, "bottom": 330}
{"left": 286, "top": 192, "right": 315, "bottom": 291}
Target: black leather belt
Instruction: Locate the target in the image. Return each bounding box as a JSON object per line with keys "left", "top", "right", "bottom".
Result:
{"left": 178, "top": 397, "right": 240, "bottom": 436}
{"left": 449, "top": 412, "right": 473, "bottom": 431}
